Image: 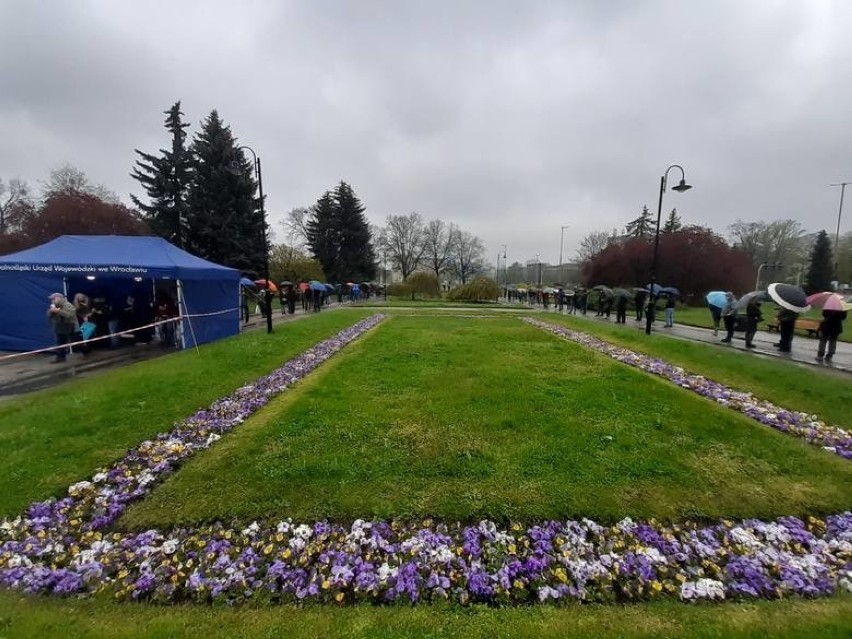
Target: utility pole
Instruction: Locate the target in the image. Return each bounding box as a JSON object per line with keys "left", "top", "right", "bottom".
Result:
{"left": 830, "top": 182, "right": 849, "bottom": 279}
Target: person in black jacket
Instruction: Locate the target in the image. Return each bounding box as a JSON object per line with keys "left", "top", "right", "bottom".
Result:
{"left": 775, "top": 307, "right": 798, "bottom": 353}
{"left": 744, "top": 298, "right": 763, "bottom": 348}
{"left": 817, "top": 309, "right": 847, "bottom": 362}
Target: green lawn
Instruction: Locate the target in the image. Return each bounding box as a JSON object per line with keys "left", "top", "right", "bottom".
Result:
{"left": 0, "top": 310, "right": 372, "bottom": 518}
{"left": 547, "top": 312, "right": 852, "bottom": 430}
{"left": 1, "top": 592, "right": 850, "bottom": 639}
{"left": 123, "top": 315, "right": 851, "bottom": 528}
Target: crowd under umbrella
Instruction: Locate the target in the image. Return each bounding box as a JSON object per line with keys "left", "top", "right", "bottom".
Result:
{"left": 735, "top": 290, "right": 771, "bottom": 311}
{"left": 706, "top": 291, "right": 727, "bottom": 308}
{"left": 767, "top": 283, "right": 811, "bottom": 313}
{"left": 612, "top": 288, "right": 631, "bottom": 299}
{"left": 593, "top": 285, "right": 614, "bottom": 298}
{"left": 254, "top": 278, "right": 278, "bottom": 293}
{"left": 806, "top": 291, "right": 851, "bottom": 311}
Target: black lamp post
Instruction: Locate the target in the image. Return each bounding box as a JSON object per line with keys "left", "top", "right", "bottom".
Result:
{"left": 232, "top": 145, "right": 272, "bottom": 334}
{"left": 645, "top": 164, "right": 692, "bottom": 335}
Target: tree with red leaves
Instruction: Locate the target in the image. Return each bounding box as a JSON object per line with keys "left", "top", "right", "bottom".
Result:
{"left": 582, "top": 227, "right": 753, "bottom": 299}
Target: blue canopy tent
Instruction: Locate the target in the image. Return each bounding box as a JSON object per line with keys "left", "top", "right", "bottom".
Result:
{"left": 0, "top": 235, "right": 241, "bottom": 352}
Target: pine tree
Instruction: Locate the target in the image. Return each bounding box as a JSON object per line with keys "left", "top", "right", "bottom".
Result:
{"left": 625, "top": 205, "right": 654, "bottom": 238}
{"left": 306, "top": 182, "right": 376, "bottom": 282}
{"left": 130, "top": 102, "right": 193, "bottom": 246}
{"left": 662, "top": 208, "right": 683, "bottom": 233}
{"left": 804, "top": 230, "right": 834, "bottom": 293}
{"left": 184, "top": 110, "right": 266, "bottom": 273}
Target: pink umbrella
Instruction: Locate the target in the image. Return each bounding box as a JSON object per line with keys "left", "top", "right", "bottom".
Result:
{"left": 806, "top": 292, "right": 850, "bottom": 311}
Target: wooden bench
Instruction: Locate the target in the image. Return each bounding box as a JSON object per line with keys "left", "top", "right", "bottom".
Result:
{"left": 764, "top": 317, "right": 821, "bottom": 337}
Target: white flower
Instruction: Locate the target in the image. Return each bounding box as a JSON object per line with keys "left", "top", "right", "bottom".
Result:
{"left": 681, "top": 578, "right": 725, "bottom": 601}
{"left": 68, "top": 481, "right": 93, "bottom": 496}
{"left": 162, "top": 539, "right": 179, "bottom": 555}
{"left": 242, "top": 521, "right": 260, "bottom": 537}
{"left": 377, "top": 562, "right": 397, "bottom": 584}
{"left": 293, "top": 524, "right": 312, "bottom": 539}
{"left": 729, "top": 527, "right": 763, "bottom": 549}
{"left": 92, "top": 472, "right": 108, "bottom": 483}
{"left": 205, "top": 433, "right": 221, "bottom": 446}
{"left": 839, "top": 570, "right": 852, "bottom": 593}
{"left": 276, "top": 519, "right": 292, "bottom": 534}
{"left": 537, "top": 585, "right": 561, "bottom": 602}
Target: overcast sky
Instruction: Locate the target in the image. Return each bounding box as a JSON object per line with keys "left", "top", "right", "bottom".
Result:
{"left": 1, "top": 0, "right": 850, "bottom": 265}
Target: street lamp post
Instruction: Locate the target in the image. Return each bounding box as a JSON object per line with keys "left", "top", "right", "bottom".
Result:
{"left": 754, "top": 261, "right": 782, "bottom": 291}
{"left": 645, "top": 165, "right": 692, "bottom": 335}
{"left": 559, "top": 225, "right": 569, "bottom": 284}
{"left": 233, "top": 145, "right": 272, "bottom": 334}
{"left": 830, "top": 182, "right": 849, "bottom": 280}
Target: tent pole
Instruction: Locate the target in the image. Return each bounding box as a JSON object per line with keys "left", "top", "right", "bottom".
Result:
{"left": 177, "top": 279, "right": 200, "bottom": 355}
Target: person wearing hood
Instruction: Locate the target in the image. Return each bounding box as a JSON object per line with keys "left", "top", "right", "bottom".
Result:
{"left": 47, "top": 293, "right": 81, "bottom": 363}
{"left": 744, "top": 296, "right": 763, "bottom": 349}
{"left": 719, "top": 292, "right": 737, "bottom": 343}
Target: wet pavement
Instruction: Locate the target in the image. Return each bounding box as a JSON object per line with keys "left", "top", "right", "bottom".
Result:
{"left": 2, "top": 302, "right": 848, "bottom": 401}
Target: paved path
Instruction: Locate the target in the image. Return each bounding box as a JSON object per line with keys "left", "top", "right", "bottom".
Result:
{"left": 536, "top": 307, "right": 852, "bottom": 375}
{"left": 2, "top": 302, "right": 848, "bottom": 401}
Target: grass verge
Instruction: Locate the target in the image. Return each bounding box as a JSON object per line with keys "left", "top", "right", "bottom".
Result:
{"left": 0, "top": 310, "right": 371, "bottom": 517}
{"left": 0, "top": 591, "right": 850, "bottom": 639}
{"left": 547, "top": 313, "right": 852, "bottom": 429}
{"left": 124, "top": 315, "right": 851, "bottom": 528}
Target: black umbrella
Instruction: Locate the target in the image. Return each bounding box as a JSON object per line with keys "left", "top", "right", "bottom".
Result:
{"left": 279, "top": 280, "right": 294, "bottom": 287}
{"left": 767, "top": 283, "right": 811, "bottom": 313}
{"left": 659, "top": 286, "right": 680, "bottom": 296}
{"left": 734, "top": 290, "right": 770, "bottom": 311}
{"left": 592, "top": 285, "right": 613, "bottom": 297}
{"left": 612, "top": 288, "right": 631, "bottom": 299}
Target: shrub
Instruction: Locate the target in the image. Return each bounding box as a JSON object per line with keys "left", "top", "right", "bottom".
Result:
{"left": 447, "top": 277, "right": 500, "bottom": 302}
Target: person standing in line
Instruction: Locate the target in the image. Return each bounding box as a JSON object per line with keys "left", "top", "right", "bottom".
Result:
{"left": 708, "top": 302, "right": 722, "bottom": 336}
{"left": 634, "top": 290, "right": 646, "bottom": 321}
{"left": 286, "top": 285, "right": 297, "bottom": 315}
{"left": 720, "top": 292, "right": 737, "bottom": 343}
{"left": 47, "top": 293, "right": 80, "bottom": 363}
{"left": 817, "top": 308, "right": 847, "bottom": 362}
{"left": 240, "top": 287, "right": 250, "bottom": 324}
{"left": 615, "top": 295, "right": 628, "bottom": 324}
{"left": 775, "top": 307, "right": 798, "bottom": 353}
{"left": 602, "top": 295, "right": 613, "bottom": 319}
{"left": 664, "top": 295, "right": 676, "bottom": 327}
{"left": 744, "top": 297, "right": 763, "bottom": 348}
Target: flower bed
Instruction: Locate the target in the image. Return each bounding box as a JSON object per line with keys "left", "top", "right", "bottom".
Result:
{"left": 0, "top": 312, "right": 850, "bottom": 605}
{"left": 524, "top": 318, "right": 852, "bottom": 460}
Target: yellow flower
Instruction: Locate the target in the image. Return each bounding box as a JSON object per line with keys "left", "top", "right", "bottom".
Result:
{"left": 335, "top": 592, "right": 345, "bottom": 603}
{"left": 651, "top": 581, "right": 662, "bottom": 592}
{"left": 513, "top": 580, "right": 525, "bottom": 590}
{"left": 322, "top": 580, "right": 331, "bottom": 590}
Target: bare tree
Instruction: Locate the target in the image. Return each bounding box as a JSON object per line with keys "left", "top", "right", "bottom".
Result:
{"left": 0, "top": 177, "right": 31, "bottom": 236}
{"left": 421, "top": 218, "right": 457, "bottom": 279}
{"left": 380, "top": 212, "right": 426, "bottom": 280}
{"left": 281, "top": 206, "right": 310, "bottom": 247}
{"left": 450, "top": 230, "right": 486, "bottom": 284}
{"left": 42, "top": 164, "right": 120, "bottom": 204}
{"left": 728, "top": 219, "right": 806, "bottom": 271}
{"left": 576, "top": 230, "right": 612, "bottom": 262}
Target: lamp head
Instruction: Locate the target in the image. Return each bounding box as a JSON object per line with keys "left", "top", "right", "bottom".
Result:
{"left": 672, "top": 179, "right": 692, "bottom": 192}
{"left": 226, "top": 160, "right": 242, "bottom": 176}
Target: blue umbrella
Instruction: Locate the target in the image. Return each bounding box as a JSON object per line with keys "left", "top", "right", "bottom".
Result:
{"left": 239, "top": 277, "right": 255, "bottom": 287}
{"left": 659, "top": 286, "right": 680, "bottom": 296}
{"left": 644, "top": 283, "right": 663, "bottom": 295}
{"left": 309, "top": 280, "right": 325, "bottom": 292}
{"left": 706, "top": 291, "right": 727, "bottom": 308}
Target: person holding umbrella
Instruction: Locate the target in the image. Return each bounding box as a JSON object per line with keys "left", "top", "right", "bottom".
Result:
{"left": 767, "top": 283, "right": 811, "bottom": 354}
{"left": 720, "top": 292, "right": 737, "bottom": 343}
{"left": 706, "top": 291, "right": 727, "bottom": 336}
{"left": 744, "top": 296, "right": 764, "bottom": 348}
{"left": 808, "top": 292, "right": 849, "bottom": 362}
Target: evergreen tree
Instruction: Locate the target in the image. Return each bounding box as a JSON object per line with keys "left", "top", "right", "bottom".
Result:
{"left": 306, "top": 182, "right": 376, "bottom": 282}
{"left": 184, "top": 110, "right": 266, "bottom": 273}
{"left": 130, "top": 102, "right": 193, "bottom": 246}
{"left": 804, "top": 230, "right": 834, "bottom": 293}
{"left": 662, "top": 208, "right": 683, "bottom": 233}
{"left": 625, "top": 205, "right": 654, "bottom": 238}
